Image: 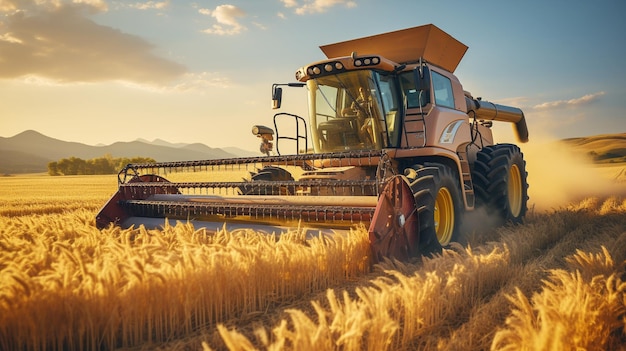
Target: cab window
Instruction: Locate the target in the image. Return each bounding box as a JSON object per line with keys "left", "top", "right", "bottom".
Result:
{"left": 432, "top": 71, "right": 454, "bottom": 109}
{"left": 400, "top": 71, "right": 429, "bottom": 108}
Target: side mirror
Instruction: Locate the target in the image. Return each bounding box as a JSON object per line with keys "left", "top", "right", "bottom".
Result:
{"left": 271, "top": 83, "right": 305, "bottom": 110}
{"left": 272, "top": 86, "right": 283, "bottom": 109}
{"left": 416, "top": 65, "right": 430, "bottom": 91}
{"left": 414, "top": 65, "right": 431, "bottom": 107}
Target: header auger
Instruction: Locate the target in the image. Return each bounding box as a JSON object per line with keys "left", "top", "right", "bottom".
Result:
{"left": 97, "top": 24, "right": 529, "bottom": 263}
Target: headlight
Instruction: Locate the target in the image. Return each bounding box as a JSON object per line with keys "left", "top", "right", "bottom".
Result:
{"left": 353, "top": 56, "right": 380, "bottom": 67}
{"left": 304, "top": 61, "right": 346, "bottom": 77}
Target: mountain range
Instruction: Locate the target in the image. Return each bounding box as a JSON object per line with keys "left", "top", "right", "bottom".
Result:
{"left": 0, "top": 130, "right": 259, "bottom": 174}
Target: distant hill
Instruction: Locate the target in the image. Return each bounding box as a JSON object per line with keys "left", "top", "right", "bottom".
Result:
{"left": 0, "top": 130, "right": 259, "bottom": 174}
{"left": 561, "top": 133, "right": 626, "bottom": 164}
{"left": 0, "top": 149, "right": 52, "bottom": 174}
{"left": 136, "top": 138, "right": 259, "bottom": 158}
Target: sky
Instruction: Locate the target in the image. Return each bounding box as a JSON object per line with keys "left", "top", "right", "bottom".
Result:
{"left": 1, "top": 0, "right": 625, "bottom": 153}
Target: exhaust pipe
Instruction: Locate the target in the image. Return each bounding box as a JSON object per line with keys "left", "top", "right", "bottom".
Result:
{"left": 466, "top": 97, "right": 529, "bottom": 143}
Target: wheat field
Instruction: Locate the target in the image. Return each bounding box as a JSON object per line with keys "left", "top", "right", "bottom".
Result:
{"left": 1, "top": 170, "right": 625, "bottom": 350}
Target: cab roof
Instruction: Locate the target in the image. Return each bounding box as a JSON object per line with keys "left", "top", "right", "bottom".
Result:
{"left": 319, "top": 24, "right": 468, "bottom": 73}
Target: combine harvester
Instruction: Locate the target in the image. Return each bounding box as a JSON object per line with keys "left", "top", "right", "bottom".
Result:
{"left": 97, "top": 24, "right": 529, "bottom": 262}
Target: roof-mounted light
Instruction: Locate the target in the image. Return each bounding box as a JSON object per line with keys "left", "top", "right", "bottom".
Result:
{"left": 353, "top": 56, "right": 380, "bottom": 67}
{"left": 303, "top": 61, "right": 346, "bottom": 78}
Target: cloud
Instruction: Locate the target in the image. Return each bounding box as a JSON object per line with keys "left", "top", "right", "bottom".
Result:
{"left": 169, "top": 71, "right": 232, "bottom": 92}
{"left": 128, "top": 1, "right": 169, "bottom": 10}
{"left": 0, "top": 0, "right": 108, "bottom": 13}
{"left": 533, "top": 91, "right": 606, "bottom": 110}
{"left": 252, "top": 22, "right": 267, "bottom": 30}
{"left": 0, "top": 3, "right": 186, "bottom": 85}
{"left": 110, "top": 71, "right": 231, "bottom": 94}
{"left": 281, "top": 0, "right": 357, "bottom": 15}
{"left": 199, "top": 4, "right": 246, "bottom": 35}
{"left": 280, "top": 0, "right": 298, "bottom": 8}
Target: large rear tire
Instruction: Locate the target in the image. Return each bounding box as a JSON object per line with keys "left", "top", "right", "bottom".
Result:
{"left": 471, "top": 144, "right": 529, "bottom": 225}
{"left": 406, "top": 162, "right": 463, "bottom": 252}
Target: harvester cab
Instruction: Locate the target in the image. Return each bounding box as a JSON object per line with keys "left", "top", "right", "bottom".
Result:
{"left": 97, "top": 24, "right": 530, "bottom": 263}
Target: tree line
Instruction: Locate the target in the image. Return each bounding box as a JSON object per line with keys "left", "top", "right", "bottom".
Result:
{"left": 47, "top": 155, "right": 156, "bottom": 176}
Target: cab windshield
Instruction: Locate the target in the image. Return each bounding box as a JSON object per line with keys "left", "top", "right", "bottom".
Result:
{"left": 307, "top": 70, "right": 400, "bottom": 153}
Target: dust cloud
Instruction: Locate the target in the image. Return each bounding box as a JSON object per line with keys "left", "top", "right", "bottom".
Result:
{"left": 521, "top": 134, "right": 626, "bottom": 211}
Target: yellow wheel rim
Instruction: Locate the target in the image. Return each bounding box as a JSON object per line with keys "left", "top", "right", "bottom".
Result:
{"left": 508, "top": 164, "right": 523, "bottom": 217}
{"left": 434, "top": 187, "right": 454, "bottom": 246}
